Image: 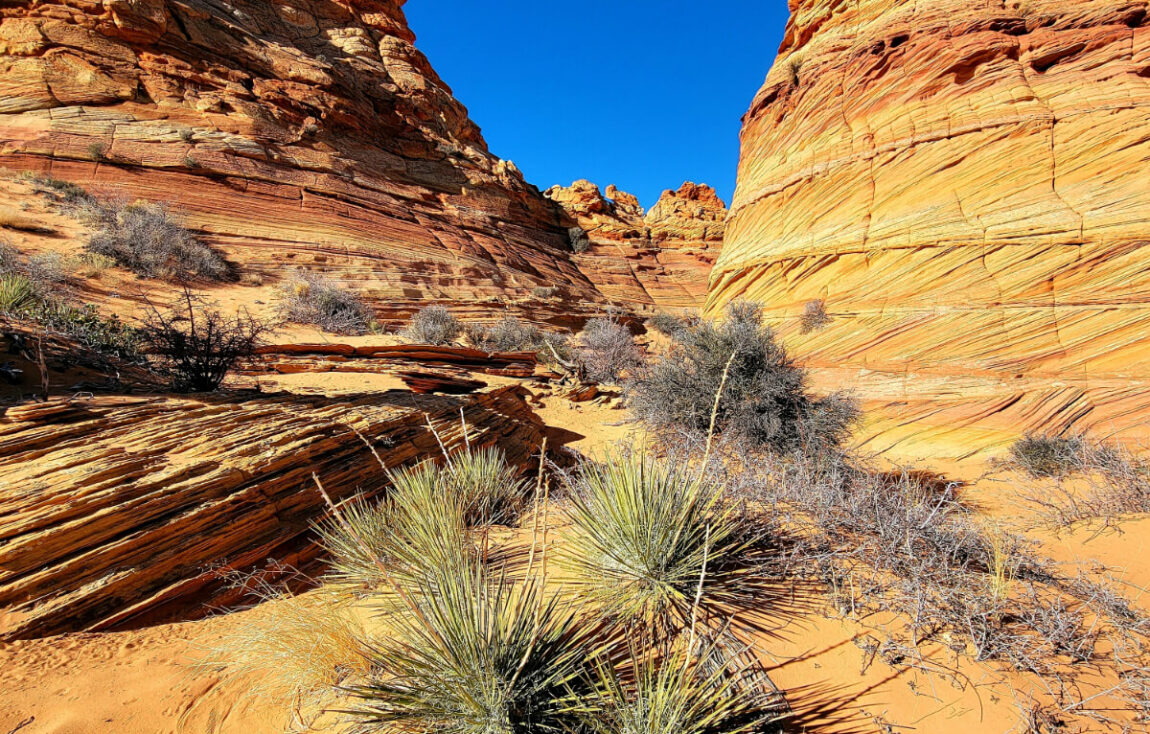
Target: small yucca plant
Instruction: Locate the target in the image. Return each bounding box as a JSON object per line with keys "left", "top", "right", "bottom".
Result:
{"left": 344, "top": 563, "right": 595, "bottom": 733}
{"left": 317, "top": 447, "right": 529, "bottom": 594}
{"left": 581, "top": 643, "right": 779, "bottom": 734}
{"left": 0, "top": 272, "right": 40, "bottom": 313}
{"left": 564, "top": 453, "right": 772, "bottom": 637}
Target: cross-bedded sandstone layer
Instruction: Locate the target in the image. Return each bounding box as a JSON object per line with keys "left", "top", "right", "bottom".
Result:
{"left": 0, "top": 384, "right": 545, "bottom": 640}
{"left": 0, "top": 0, "right": 609, "bottom": 322}
{"left": 547, "top": 180, "right": 726, "bottom": 311}
{"left": 709, "top": 0, "right": 1150, "bottom": 459}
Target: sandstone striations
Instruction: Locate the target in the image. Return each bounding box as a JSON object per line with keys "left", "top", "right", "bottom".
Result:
{"left": 0, "top": 0, "right": 608, "bottom": 321}
{"left": 546, "top": 180, "right": 726, "bottom": 310}
{"left": 710, "top": 0, "right": 1150, "bottom": 459}
{"left": 0, "top": 385, "right": 545, "bottom": 640}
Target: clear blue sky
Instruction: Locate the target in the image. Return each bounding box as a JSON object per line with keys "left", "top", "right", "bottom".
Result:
{"left": 404, "top": 1, "right": 789, "bottom": 209}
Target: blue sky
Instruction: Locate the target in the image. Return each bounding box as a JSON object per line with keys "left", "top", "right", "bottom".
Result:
{"left": 404, "top": 1, "right": 789, "bottom": 209}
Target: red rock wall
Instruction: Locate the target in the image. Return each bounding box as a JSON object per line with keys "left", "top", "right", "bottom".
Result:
{"left": 0, "top": 0, "right": 607, "bottom": 320}
{"left": 547, "top": 181, "right": 725, "bottom": 311}
{"left": 710, "top": 0, "right": 1150, "bottom": 460}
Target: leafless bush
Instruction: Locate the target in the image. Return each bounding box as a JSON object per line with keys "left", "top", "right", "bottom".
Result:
{"left": 84, "top": 198, "right": 228, "bottom": 280}
{"left": 532, "top": 285, "right": 559, "bottom": 299}
{"left": 799, "top": 299, "right": 832, "bottom": 333}
{"left": 575, "top": 315, "right": 642, "bottom": 384}
{"left": 401, "top": 305, "right": 461, "bottom": 345}
{"left": 1012, "top": 437, "right": 1150, "bottom": 528}
{"left": 569, "top": 226, "right": 591, "bottom": 253}
{"left": 24, "top": 252, "right": 70, "bottom": 288}
{"left": 276, "top": 271, "right": 373, "bottom": 335}
{"left": 629, "top": 300, "right": 859, "bottom": 455}
{"left": 139, "top": 290, "right": 270, "bottom": 391}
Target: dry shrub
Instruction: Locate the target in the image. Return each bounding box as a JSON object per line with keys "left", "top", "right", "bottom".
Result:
{"left": 139, "top": 290, "right": 269, "bottom": 391}
{"left": 575, "top": 315, "right": 642, "bottom": 384}
{"left": 276, "top": 271, "right": 373, "bottom": 335}
{"left": 1011, "top": 437, "right": 1150, "bottom": 528}
{"left": 400, "top": 304, "right": 461, "bottom": 345}
{"left": 646, "top": 310, "right": 694, "bottom": 338}
{"left": 84, "top": 198, "right": 228, "bottom": 280}
{"left": 799, "top": 299, "right": 831, "bottom": 333}
{"left": 466, "top": 315, "right": 573, "bottom": 365}
{"left": 629, "top": 300, "right": 858, "bottom": 455}
{"left": 198, "top": 581, "right": 367, "bottom": 716}
{"left": 532, "top": 285, "right": 560, "bottom": 299}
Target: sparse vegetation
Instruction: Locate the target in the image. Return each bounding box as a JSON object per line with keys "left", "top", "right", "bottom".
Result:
{"left": 532, "top": 285, "right": 560, "bottom": 299}
{"left": 629, "top": 300, "right": 859, "bottom": 454}
{"left": 466, "top": 315, "right": 573, "bottom": 366}
{"left": 799, "top": 299, "right": 831, "bottom": 333}
{"left": 647, "top": 310, "right": 693, "bottom": 338}
{"left": 575, "top": 315, "right": 643, "bottom": 384}
{"left": 1010, "top": 434, "right": 1093, "bottom": 478}
{"left": 138, "top": 290, "right": 269, "bottom": 391}
{"left": 401, "top": 304, "right": 461, "bottom": 345}
{"left": 569, "top": 226, "right": 592, "bottom": 253}
{"left": 276, "top": 271, "right": 373, "bottom": 335}
{"left": 84, "top": 199, "right": 228, "bottom": 281}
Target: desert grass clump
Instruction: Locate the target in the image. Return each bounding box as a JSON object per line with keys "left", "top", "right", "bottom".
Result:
{"left": 199, "top": 582, "right": 368, "bottom": 716}
{"left": 84, "top": 199, "right": 228, "bottom": 280}
{"left": 276, "top": 271, "right": 373, "bottom": 335}
{"left": 576, "top": 316, "right": 643, "bottom": 384}
{"left": 798, "top": 299, "right": 831, "bottom": 333}
{"left": 629, "top": 300, "right": 858, "bottom": 455}
{"left": 139, "top": 290, "right": 269, "bottom": 391}
{"left": 345, "top": 563, "right": 595, "bottom": 734}
{"left": 564, "top": 452, "right": 772, "bottom": 637}
{"left": 401, "top": 304, "right": 462, "bottom": 345}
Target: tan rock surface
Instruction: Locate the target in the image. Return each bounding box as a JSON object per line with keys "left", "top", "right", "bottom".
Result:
{"left": 546, "top": 180, "right": 726, "bottom": 311}
{"left": 709, "top": 0, "right": 1150, "bottom": 460}
{"left": 0, "top": 385, "right": 545, "bottom": 640}
{"left": 0, "top": 0, "right": 608, "bottom": 323}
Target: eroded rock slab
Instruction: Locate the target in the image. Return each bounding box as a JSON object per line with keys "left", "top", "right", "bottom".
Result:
{"left": 0, "top": 385, "right": 545, "bottom": 639}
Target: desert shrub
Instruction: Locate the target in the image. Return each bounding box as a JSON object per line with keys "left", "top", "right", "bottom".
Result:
{"left": 629, "top": 300, "right": 859, "bottom": 455}
{"left": 30, "top": 174, "right": 92, "bottom": 204}
{"left": 575, "top": 316, "right": 643, "bottom": 384}
{"left": 276, "top": 271, "right": 373, "bottom": 335}
{"left": 569, "top": 226, "right": 592, "bottom": 253}
{"left": 72, "top": 252, "right": 117, "bottom": 278}
{"left": 564, "top": 452, "right": 773, "bottom": 638}
{"left": 138, "top": 291, "right": 269, "bottom": 391}
{"left": 1013, "top": 437, "right": 1150, "bottom": 527}
{"left": 466, "top": 315, "right": 573, "bottom": 366}
{"left": 799, "top": 299, "right": 831, "bottom": 333}
{"left": 24, "top": 252, "right": 69, "bottom": 287}
{"left": 345, "top": 562, "right": 595, "bottom": 734}
{"left": 401, "top": 304, "right": 461, "bottom": 345}
{"left": 26, "top": 302, "right": 140, "bottom": 359}
{"left": 532, "top": 285, "right": 560, "bottom": 299}
{"left": 646, "top": 311, "right": 693, "bottom": 338}
{"left": 85, "top": 199, "right": 228, "bottom": 280}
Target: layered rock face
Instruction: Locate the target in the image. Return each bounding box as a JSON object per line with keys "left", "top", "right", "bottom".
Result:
{"left": 710, "top": 0, "right": 1150, "bottom": 458}
{"left": 546, "top": 181, "right": 725, "bottom": 310}
{"left": 0, "top": 385, "right": 545, "bottom": 639}
{"left": 0, "top": 0, "right": 606, "bottom": 320}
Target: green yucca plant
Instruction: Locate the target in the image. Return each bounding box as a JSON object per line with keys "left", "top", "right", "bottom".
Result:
{"left": 564, "top": 453, "right": 772, "bottom": 637}
{"left": 443, "top": 445, "right": 531, "bottom": 526}
{"left": 344, "top": 562, "right": 597, "bottom": 734}
{"left": 0, "top": 272, "right": 39, "bottom": 313}
{"left": 317, "top": 446, "right": 528, "bottom": 599}
{"left": 581, "top": 642, "right": 779, "bottom": 734}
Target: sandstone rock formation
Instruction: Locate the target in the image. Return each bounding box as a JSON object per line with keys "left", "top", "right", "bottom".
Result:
{"left": 0, "top": 385, "right": 545, "bottom": 639}
{"left": 709, "top": 0, "right": 1150, "bottom": 459}
{"left": 0, "top": 0, "right": 608, "bottom": 322}
{"left": 546, "top": 180, "right": 726, "bottom": 310}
